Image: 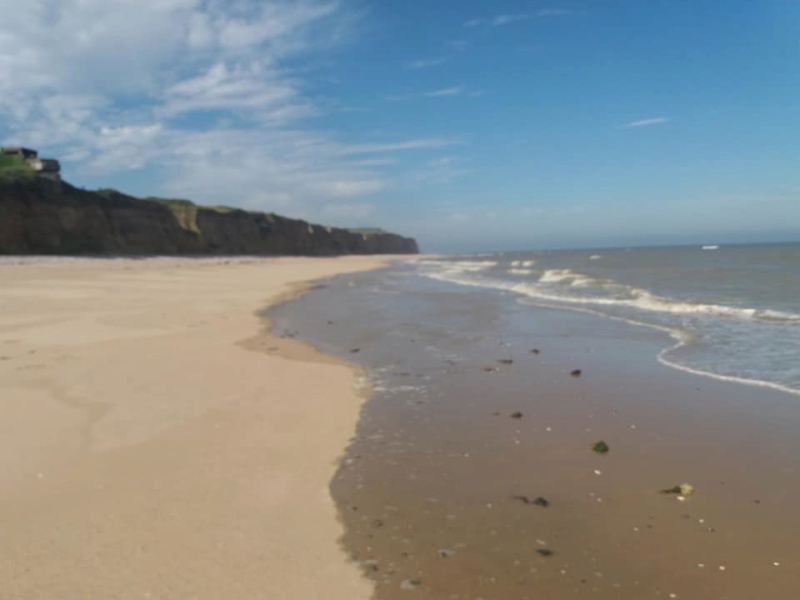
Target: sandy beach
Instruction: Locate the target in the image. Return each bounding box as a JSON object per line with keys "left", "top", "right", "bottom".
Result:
{"left": 0, "top": 256, "right": 391, "bottom": 599}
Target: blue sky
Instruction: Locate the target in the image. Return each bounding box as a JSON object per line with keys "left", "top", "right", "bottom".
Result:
{"left": 1, "top": 1, "right": 798, "bottom": 252}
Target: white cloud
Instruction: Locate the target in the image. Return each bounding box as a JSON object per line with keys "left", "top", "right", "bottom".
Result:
{"left": 491, "top": 14, "right": 528, "bottom": 26}
{"left": 404, "top": 57, "right": 447, "bottom": 70}
{"left": 465, "top": 9, "right": 575, "bottom": 27}
{"left": 0, "top": 0, "right": 453, "bottom": 222}
{"left": 625, "top": 117, "right": 670, "bottom": 128}
{"left": 424, "top": 86, "right": 466, "bottom": 97}
{"left": 342, "top": 139, "right": 453, "bottom": 154}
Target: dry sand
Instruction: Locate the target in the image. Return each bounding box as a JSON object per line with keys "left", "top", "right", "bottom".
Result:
{"left": 0, "top": 256, "right": 392, "bottom": 599}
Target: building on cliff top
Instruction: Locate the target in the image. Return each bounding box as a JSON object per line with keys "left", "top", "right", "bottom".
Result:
{"left": 0, "top": 147, "right": 61, "bottom": 181}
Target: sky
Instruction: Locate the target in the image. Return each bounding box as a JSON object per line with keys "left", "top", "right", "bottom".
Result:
{"left": 0, "top": 0, "right": 798, "bottom": 253}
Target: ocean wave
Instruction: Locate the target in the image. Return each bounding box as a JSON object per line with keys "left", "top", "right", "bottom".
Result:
{"left": 422, "top": 265, "right": 800, "bottom": 324}
{"left": 417, "top": 259, "right": 497, "bottom": 274}
{"left": 416, "top": 260, "right": 800, "bottom": 396}
{"left": 508, "top": 268, "right": 534, "bottom": 276}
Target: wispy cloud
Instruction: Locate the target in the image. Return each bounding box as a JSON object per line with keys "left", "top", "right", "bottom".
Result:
{"left": 386, "top": 86, "right": 483, "bottom": 101}
{"left": 404, "top": 57, "right": 447, "bottom": 70}
{"left": 342, "top": 139, "right": 454, "bottom": 154}
{"left": 0, "top": 0, "right": 456, "bottom": 225}
{"left": 625, "top": 117, "right": 670, "bottom": 128}
{"left": 465, "top": 9, "right": 575, "bottom": 27}
{"left": 424, "top": 86, "right": 466, "bottom": 97}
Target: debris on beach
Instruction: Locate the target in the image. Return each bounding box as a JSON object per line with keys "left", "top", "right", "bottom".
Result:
{"left": 536, "top": 549, "right": 554, "bottom": 557}
{"left": 513, "top": 495, "right": 549, "bottom": 507}
{"left": 531, "top": 348, "right": 540, "bottom": 354}
{"left": 438, "top": 549, "right": 456, "bottom": 558}
{"left": 661, "top": 483, "right": 695, "bottom": 497}
{"left": 498, "top": 358, "right": 514, "bottom": 365}
{"left": 400, "top": 578, "right": 422, "bottom": 590}
{"left": 510, "top": 411, "right": 523, "bottom": 419}
{"left": 570, "top": 369, "right": 582, "bottom": 377}
{"left": 483, "top": 366, "right": 498, "bottom": 373}
{"left": 350, "top": 348, "right": 361, "bottom": 353}
{"left": 592, "top": 441, "right": 610, "bottom": 454}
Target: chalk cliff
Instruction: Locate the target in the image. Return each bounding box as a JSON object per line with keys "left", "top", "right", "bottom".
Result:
{"left": 0, "top": 179, "right": 419, "bottom": 255}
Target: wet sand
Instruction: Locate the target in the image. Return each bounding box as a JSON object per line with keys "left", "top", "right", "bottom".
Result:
{"left": 0, "top": 256, "right": 392, "bottom": 599}
{"left": 271, "top": 267, "right": 800, "bottom": 599}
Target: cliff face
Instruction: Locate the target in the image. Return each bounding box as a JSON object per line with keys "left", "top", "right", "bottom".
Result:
{"left": 0, "top": 179, "right": 419, "bottom": 256}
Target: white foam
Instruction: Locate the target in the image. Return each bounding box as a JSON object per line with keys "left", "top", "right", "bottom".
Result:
{"left": 508, "top": 268, "right": 533, "bottom": 276}
{"left": 420, "top": 262, "right": 800, "bottom": 323}
{"left": 417, "top": 261, "right": 800, "bottom": 397}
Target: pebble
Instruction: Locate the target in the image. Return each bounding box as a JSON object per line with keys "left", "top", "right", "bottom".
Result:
{"left": 594, "top": 469, "right": 602, "bottom": 476}
{"left": 719, "top": 565, "right": 726, "bottom": 571}
{"left": 400, "top": 578, "right": 421, "bottom": 590}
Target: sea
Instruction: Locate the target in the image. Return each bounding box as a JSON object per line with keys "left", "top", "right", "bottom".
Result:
{"left": 416, "top": 242, "right": 800, "bottom": 396}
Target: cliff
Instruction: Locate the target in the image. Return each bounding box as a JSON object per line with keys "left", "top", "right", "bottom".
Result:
{"left": 0, "top": 178, "right": 419, "bottom": 256}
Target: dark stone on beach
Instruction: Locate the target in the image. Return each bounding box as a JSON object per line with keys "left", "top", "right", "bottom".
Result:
{"left": 364, "top": 560, "right": 380, "bottom": 572}
{"left": 660, "top": 486, "right": 682, "bottom": 495}
{"left": 592, "top": 441, "right": 610, "bottom": 454}
{"left": 537, "top": 549, "right": 554, "bottom": 557}
{"left": 513, "top": 495, "right": 549, "bottom": 507}
{"left": 510, "top": 411, "right": 523, "bottom": 419}
{"left": 570, "top": 369, "right": 582, "bottom": 377}
{"left": 499, "top": 359, "right": 514, "bottom": 365}
{"left": 327, "top": 320, "right": 334, "bottom": 325}
{"left": 373, "top": 519, "right": 384, "bottom": 528}
{"left": 483, "top": 366, "right": 497, "bottom": 372}
{"left": 438, "top": 548, "right": 456, "bottom": 558}
{"left": 350, "top": 348, "right": 361, "bottom": 353}
{"left": 531, "top": 349, "right": 540, "bottom": 354}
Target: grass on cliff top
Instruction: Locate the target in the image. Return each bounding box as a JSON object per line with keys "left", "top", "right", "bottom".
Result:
{"left": 145, "top": 196, "right": 239, "bottom": 213}
{"left": 95, "top": 189, "right": 239, "bottom": 213}
{"left": 347, "top": 227, "right": 387, "bottom": 234}
{"left": 0, "top": 165, "right": 37, "bottom": 183}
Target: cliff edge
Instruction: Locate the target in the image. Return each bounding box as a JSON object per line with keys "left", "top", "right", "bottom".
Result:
{"left": 0, "top": 178, "right": 419, "bottom": 256}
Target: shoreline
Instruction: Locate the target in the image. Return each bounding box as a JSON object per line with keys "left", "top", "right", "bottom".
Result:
{"left": 426, "top": 271, "right": 800, "bottom": 399}
{"left": 0, "top": 256, "right": 397, "bottom": 599}
{"left": 271, "top": 265, "right": 800, "bottom": 599}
